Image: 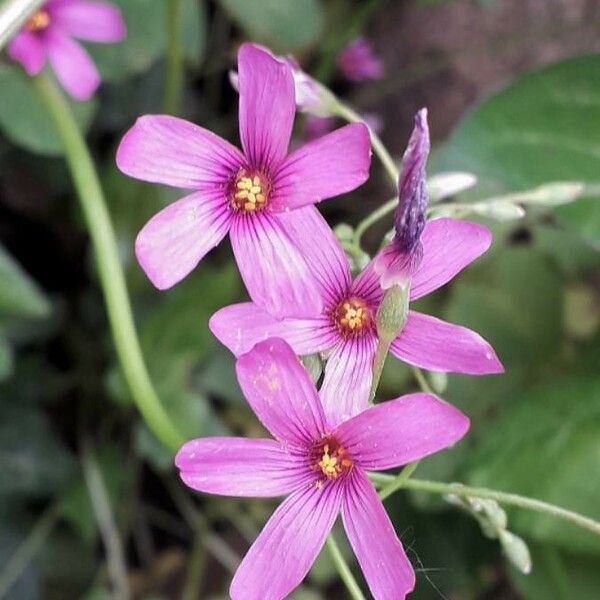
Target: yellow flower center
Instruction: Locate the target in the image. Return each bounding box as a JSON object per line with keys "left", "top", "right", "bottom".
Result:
{"left": 26, "top": 10, "right": 50, "bottom": 32}
{"left": 334, "top": 297, "right": 371, "bottom": 336}
{"left": 314, "top": 439, "right": 353, "bottom": 484}
{"left": 231, "top": 170, "right": 270, "bottom": 212}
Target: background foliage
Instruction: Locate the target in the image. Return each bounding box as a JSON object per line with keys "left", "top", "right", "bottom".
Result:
{"left": 0, "top": 0, "right": 599, "bottom": 598}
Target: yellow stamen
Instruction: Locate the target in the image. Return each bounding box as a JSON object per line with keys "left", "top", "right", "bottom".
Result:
{"left": 231, "top": 171, "right": 270, "bottom": 212}
{"left": 334, "top": 297, "right": 371, "bottom": 335}
{"left": 26, "top": 10, "right": 50, "bottom": 32}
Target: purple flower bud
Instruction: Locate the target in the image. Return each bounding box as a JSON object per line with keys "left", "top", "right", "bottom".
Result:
{"left": 336, "top": 37, "right": 384, "bottom": 82}
{"left": 374, "top": 108, "right": 430, "bottom": 289}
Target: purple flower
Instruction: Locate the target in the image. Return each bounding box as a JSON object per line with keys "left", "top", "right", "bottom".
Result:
{"left": 336, "top": 37, "right": 384, "bottom": 82}
{"left": 116, "top": 44, "right": 370, "bottom": 319}
{"left": 7, "top": 0, "right": 126, "bottom": 101}
{"left": 210, "top": 210, "right": 504, "bottom": 424}
{"left": 374, "top": 108, "right": 431, "bottom": 288}
{"left": 176, "top": 338, "right": 470, "bottom": 600}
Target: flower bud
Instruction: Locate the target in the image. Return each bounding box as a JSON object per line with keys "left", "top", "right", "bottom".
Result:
{"left": 376, "top": 283, "right": 410, "bottom": 343}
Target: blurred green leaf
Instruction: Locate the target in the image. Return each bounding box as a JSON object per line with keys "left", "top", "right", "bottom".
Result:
{"left": 0, "top": 64, "right": 97, "bottom": 156}
{"left": 0, "top": 244, "right": 50, "bottom": 320}
{"left": 182, "top": 0, "right": 208, "bottom": 67}
{"left": 0, "top": 403, "right": 75, "bottom": 498}
{"left": 435, "top": 55, "right": 600, "bottom": 241}
{"left": 467, "top": 378, "right": 600, "bottom": 555}
{"left": 0, "top": 337, "right": 14, "bottom": 382}
{"left": 218, "top": 0, "right": 324, "bottom": 51}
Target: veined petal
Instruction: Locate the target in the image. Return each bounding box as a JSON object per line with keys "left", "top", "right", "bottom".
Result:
{"left": 350, "top": 260, "right": 384, "bottom": 307}
{"left": 175, "top": 437, "right": 309, "bottom": 497}
{"left": 410, "top": 218, "right": 492, "bottom": 300}
{"left": 230, "top": 211, "right": 323, "bottom": 319}
{"left": 272, "top": 123, "right": 371, "bottom": 210}
{"left": 342, "top": 469, "right": 415, "bottom": 600}
{"left": 335, "top": 392, "right": 470, "bottom": 470}
{"left": 230, "top": 481, "right": 343, "bottom": 600}
{"left": 276, "top": 206, "right": 351, "bottom": 308}
{"left": 209, "top": 303, "right": 338, "bottom": 357}
{"left": 235, "top": 339, "right": 327, "bottom": 447}
{"left": 45, "top": 29, "right": 99, "bottom": 100}
{"left": 237, "top": 43, "right": 295, "bottom": 170}
{"left": 116, "top": 115, "right": 244, "bottom": 189}
{"left": 49, "top": 0, "right": 126, "bottom": 42}
{"left": 135, "top": 190, "right": 231, "bottom": 290}
{"left": 8, "top": 31, "right": 46, "bottom": 75}
{"left": 390, "top": 311, "right": 504, "bottom": 374}
{"left": 320, "top": 335, "right": 377, "bottom": 427}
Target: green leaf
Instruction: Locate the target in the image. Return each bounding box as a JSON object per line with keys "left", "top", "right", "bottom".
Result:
{"left": 182, "top": 0, "right": 208, "bottom": 67}
{"left": 0, "top": 64, "right": 97, "bottom": 156}
{"left": 0, "top": 337, "right": 14, "bottom": 382}
{"left": 434, "top": 55, "right": 600, "bottom": 240}
{"left": 218, "top": 0, "right": 324, "bottom": 51}
{"left": 0, "top": 403, "right": 75, "bottom": 498}
{"left": 0, "top": 244, "right": 50, "bottom": 319}
{"left": 466, "top": 378, "right": 600, "bottom": 555}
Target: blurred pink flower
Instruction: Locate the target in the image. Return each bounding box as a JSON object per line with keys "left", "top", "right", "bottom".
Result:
{"left": 176, "top": 338, "right": 470, "bottom": 600}
{"left": 8, "top": 0, "right": 126, "bottom": 101}
{"left": 337, "top": 37, "right": 384, "bottom": 82}
{"left": 210, "top": 216, "right": 503, "bottom": 424}
{"left": 117, "top": 44, "right": 370, "bottom": 319}
{"left": 374, "top": 108, "right": 430, "bottom": 288}
{"left": 303, "top": 115, "right": 337, "bottom": 141}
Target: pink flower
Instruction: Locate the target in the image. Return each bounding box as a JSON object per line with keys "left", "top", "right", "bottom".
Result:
{"left": 337, "top": 37, "right": 384, "bottom": 82}
{"left": 7, "top": 0, "right": 126, "bottom": 101}
{"left": 116, "top": 44, "right": 370, "bottom": 318}
{"left": 210, "top": 210, "right": 503, "bottom": 424}
{"left": 176, "top": 338, "right": 470, "bottom": 600}
{"left": 374, "top": 108, "right": 430, "bottom": 288}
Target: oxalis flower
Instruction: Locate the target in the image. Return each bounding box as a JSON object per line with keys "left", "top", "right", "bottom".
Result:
{"left": 8, "top": 0, "right": 126, "bottom": 101}
{"left": 176, "top": 338, "right": 470, "bottom": 600}
{"left": 210, "top": 215, "right": 503, "bottom": 425}
{"left": 336, "top": 36, "right": 384, "bottom": 82}
{"left": 116, "top": 44, "right": 370, "bottom": 318}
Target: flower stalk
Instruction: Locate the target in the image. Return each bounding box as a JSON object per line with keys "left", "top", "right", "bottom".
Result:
{"left": 34, "top": 72, "right": 183, "bottom": 452}
{"left": 325, "top": 535, "right": 366, "bottom": 600}
{"left": 369, "top": 474, "right": 600, "bottom": 538}
{"left": 163, "top": 0, "right": 184, "bottom": 114}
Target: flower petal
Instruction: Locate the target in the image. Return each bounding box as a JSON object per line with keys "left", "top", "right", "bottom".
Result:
{"left": 175, "top": 437, "right": 310, "bottom": 497}
{"left": 235, "top": 338, "right": 327, "bottom": 447}
{"left": 116, "top": 115, "right": 244, "bottom": 189}
{"left": 8, "top": 31, "right": 46, "bottom": 75}
{"left": 350, "top": 260, "right": 384, "bottom": 307}
{"left": 45, "top": 29, "right": 99, "bottom": 100}
{"left": 237, "top": 43, "right": 295, "bottom": 170}
{"left": 272, "top": 123, "right": 371, "bottom": 210}
{"left": 342, "top": 469, "right": 414, "bottom": 600}
{"left": 209, "top": 303, "right": 338, "bottom": 357}
{"left": 410, "top": 218, "right": 492, "bottom": 300}
{"left": 230, "top": 481, "right": 343, "bottom": 600}
{"left": 335, "top": 392, "right": 470, "bottom": 470}
{"left": 390, "top": 311, "right": 504, "bottom": 374}
{"left": 135, "top": 190, "right": 231, "bottom": 290}
{"left": 49, "top": 0, "right": 126, "bottom": 42}
{"left": 276, "top": 205, "right": 352, "bottom": 308}
{"left": 230, "top": 211, "right": 323, "bottom": 319}
{"left": 320, "top": 335, "right": 377, "bottom": 427}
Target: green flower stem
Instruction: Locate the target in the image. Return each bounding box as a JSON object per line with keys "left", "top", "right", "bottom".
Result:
{"left": 378, "top": 462, "right": 419, "bottom": 501}
{"left": 334, "top": 102, "right": 399, "bottom": 186}
{"left": 163, "top": 0, "right": 184, "bottom": 114}
{"left": 368, "top": 474, "right": 600, "bottom": 538}
{"left": 325, "top": 534, "right": 366, "bottom": 600}
{"left": 0, "top": 0, "right": 45, "bottom": 50}
{"left": 411, "top": 366, "right": 433, "bottom": 394}
{"left": 0, "top": 503, "right": 59, "bottom": 598}
{"left": 34, "top": 73, "right": 184, "bottom": 452}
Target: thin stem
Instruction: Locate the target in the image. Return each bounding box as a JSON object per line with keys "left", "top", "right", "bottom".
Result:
{"left": 181, "top": 515, "right": 207, "bottom": 600}
{"left": 335, "top": 102, "right": 398, "bottom": 185}
{"left": 82, "top": 439, "right": 131, "bottom": 600}
{"left": 34, "top": 73, "right": 183, "bottom": 452}
{"left": 378, "top": 462, "right": 420, "bottom": 501}
{"left": 0, "top": 504, "right": 59, "bottom": 599}
{"left": 368, "top": 474, "right": 600, "bottom": 538}
{"left": 353, "top": 196, "right": 397, "bottom": 247}
{"left": 0, "top": 0, "right": 44, "bottom": 50}
{"left": 163, "top": 0, "right": 184, "bottom": 114}
{"left": 411, "top": 366, "right": 433, "bottom": 394}
{"left": 325, "top": 534, "right": 366, "bottom": 600}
